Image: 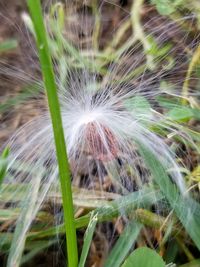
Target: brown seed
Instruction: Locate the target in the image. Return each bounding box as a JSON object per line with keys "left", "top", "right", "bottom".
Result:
{"left": 85, "top": 122, "right": 118, "bottom": 161}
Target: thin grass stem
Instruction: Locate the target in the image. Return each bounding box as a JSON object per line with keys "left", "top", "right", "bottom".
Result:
{"left": 27, "top": 1, "right": 78, "bottom": 266}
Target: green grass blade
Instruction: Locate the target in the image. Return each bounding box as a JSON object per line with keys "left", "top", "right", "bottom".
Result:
{"left": 105, "top": 221, "right": 142, "bottom": 267}
{"left": 0, "top": 147, "right": 10, "bottom": 187}
{"left": 27, "top": 187, "right": 162, "bottom": 240}
{"left": 138, "top": 142, "right": 200, "bottom": 250}
{"left": 0, "top": 39, "right": 18, "bottom": 53}
{"left": 27, "top": 1, "right": 78, "bottom": 266}
{"left": 0, "top": 187, "right": 162, "bottom": 262}
{"left": 7, "top": 172, "right": 41, "bottom": 267}
{"left": 78, "top": 212, "right": 98, "bottom": 267}
{"left": 164, "top": 240, "right": 179, "bottom": 264}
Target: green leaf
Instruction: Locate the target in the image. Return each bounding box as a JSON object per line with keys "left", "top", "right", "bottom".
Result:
{"left": 167, "top": 107, "right": 194, "bottom": 122}
{"left": 167, "top": 106, "right": 200, "bottom": 122}
{"left": 121, "top": 247, "right": 165, "bottom": 267}
{"left": 156, "top": 94, "right": 179, "bottom": 109}
{"left": 124, "top": 96, "right": 151, "bottom": 115}
{"left": 153, "top": 2, "right": 175, "bottom": 15}
{"left": 145, "top": 35, "right": 172, "bottom": 58}
{"left": 138, "top": 142, "right": 200, "bottom": 250}
{"left": 145, "top": 35, "right": 158, "bottom": 56}
{"left": 156, "top": 94, "right": 200, "bottom": 122}
{"left": 151, "top": 0, "right": 184, "bottom": 15}
{"left": 78, "top": 212, "right": 98, "bottom": 267}
{"left": 105, "top": 221, "right": 142, "bottom": 267}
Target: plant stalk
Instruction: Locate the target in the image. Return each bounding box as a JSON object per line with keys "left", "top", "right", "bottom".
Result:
{"left": 27, "top": 1, "right": 78, "bottom": 266}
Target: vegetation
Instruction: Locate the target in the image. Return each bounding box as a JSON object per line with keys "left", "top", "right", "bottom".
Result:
{"left": 0, "top": 0, "right": 200, "bottom": 266}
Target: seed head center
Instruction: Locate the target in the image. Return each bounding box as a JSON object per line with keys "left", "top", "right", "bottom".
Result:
{"left": 79, "top": 110, "right": 101, "bottom": 125}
